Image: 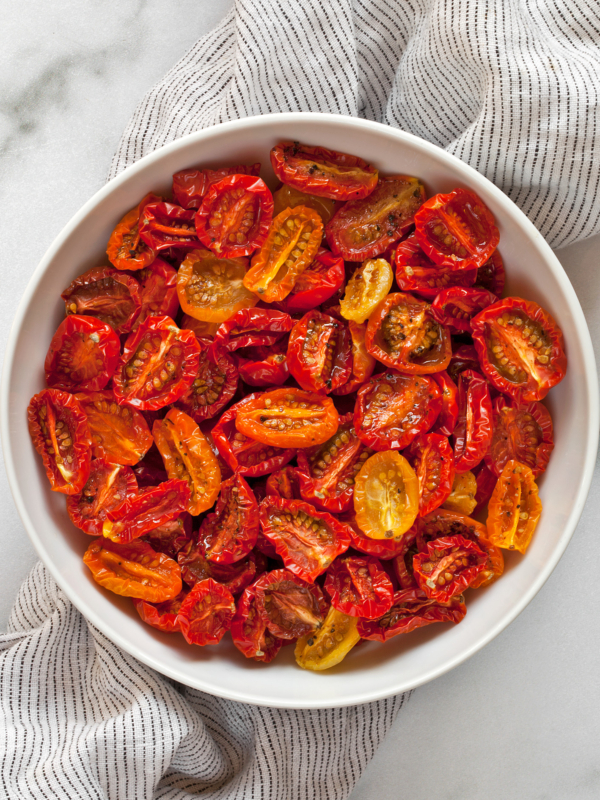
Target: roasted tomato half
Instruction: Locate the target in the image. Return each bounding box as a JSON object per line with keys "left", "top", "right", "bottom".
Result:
{"left": 266, "top": 466, "right": 303, "bottom": 501}
{"left": 172, "top": 163, "right": 261, "bottom": 209}
{"left": 270, "top": 141, "right": 378, "bottom": 200}
{"left": 133, "top": 591, "right": 187, "bottom": 634}
{"left": 405, "top": 433, "right": 455, "bottom": 517}
{"left": 430, "top": 371, "right": 459, "bottom": 437}
{"left": 272, "top": 248, "right": 344, "bottom": 313}
{"left": 326, "top": 175, "right": 426, "bottom": 261}
{"left": 152, "top": 408, "right": 221, "bottom": 515}
{"left": 296, "top": 413, "right": 371, "bottom": 513}
{"left": 67, "top": 459, "right": 137, "bottom": 536}
{"left": 340, "top": 258, "right": 394, "bottom": 324}
{"left": 333, "top": 320, "right": 376, "bottom": 396}
{"left": 133, "top": 258, "right": 179, "bottom": 330}
{"left": 83, "top": 538, "right": 182, "bottom": 602}
{"left": 176, "top": 248, "right": 257, "bottom": 323}
{"left": 259, "top": 496, "right": 351, "bottom": 582}
{"left": 231, "top": 585, "right": 284, "bottom": 663}
{"left": 28, "top": 389, "right": 91, "bottom": 495}
{"left": 178, "top": 541, "right": 266, "bottom": 596}
{"left": 102, "top": 479, "right": 190, "bottom": 543}
{"left": 75, "top": 390, "right": 153, "bottom": 466}
{"left": 198, "top": 473, "right": 259, "bottom": 564}
{"left": 236, "top": 341, "right": 289, "bottom": 387}
{"left": 62, "top": 267, "right": 141, "bottom": 334}
{"left": 448, "top": 344, "right": 481, "bottom": 383}
{"left": 212, "top": 307, "right": 293, "bottom": 353}
{"left": 212, "top": 393, "right": 296, "bottom": 477}
{"left": 394, "top": 234, "right": 477, "bottom": 299}
{"left": 324, "top": 555, "right": 394, "bottom": 619}
{"left": 357, "top": 587, "right": 466, "bottom": 642}
{"left": 354, "top": 371, "right": 441, "bottom": 451}
{"left": 235, "top": 388, "right": 339, "bottom": 449}
{"left": 177, "top": 578, "right": 236, "bottom": 646}
{"left": 430, "top": 287, "right": 497, "bottom": 333}
{"left": 487, "top": 460, "right": 542, "bottom": 553}
{"left": 139, "top": 202, "right": 199, "bottom": 252}
{"left": 142, "top": 513, "right": 193, "bottom": 559}
{"left": 471, "top": 297, "right": 567, "bottom": 402}
{"left": 113, "top": 316, "right": 201, "bottom": 410}
{"left": 176, "top": 339, "right": 238, "bottom": 422}
{"left": 273, "top": 184, "right": 337, "bottom": 225}
{"left": 452, "top": 370, "right": 493, "bottom": 474}
{"left": 45, "top": 315, "right": 120, "bottom": 393}
{"left": 486, "top": 396, "right": 554, "bottom": 478}
{"left": 194, "top": 174, "right": 273, "bottom": 258}
{"left": 412, "top": 534, "right": 487, "bottom": 602}
{"left": 414, "top": 188, "right": 499, "bottom": 270}
{"left": 106, "top": 192, "right": 160, "bottom": 271}
{"left": 287, "top": 310, "right": 352, "bottom": 393}
{"left": 353, "top": 450, "right": 419, "bottom": 540}
{"left": 253, "top": 568, "right": 327, "bottom": 639}
{"left": 243, "top": 206, "right": 323, "bottom": 302}
{"left": 442, "top": 471, "right": 478, "bottom": 516}
{"left": 365, "top": 292, "right": 451, "bottom": 373}
{"left": 295, "top": 606, "right": 360, "bottom": 671}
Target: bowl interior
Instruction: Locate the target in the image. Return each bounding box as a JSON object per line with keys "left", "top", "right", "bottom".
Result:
{"left": 2, "top": 113, "right": 597, "bottom": 708}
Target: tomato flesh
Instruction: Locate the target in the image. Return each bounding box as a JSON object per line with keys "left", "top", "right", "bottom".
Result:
{"left": 177, "top": 578, "right": 236, "bottom": 646}
{"left": 273, "top": 184, "right": 336, "bottom": 225}
{"left": 394, "top": 234, "right": 477, "bottom": 299}
{"left": 295, "top": 607, "right": 361, "bottom": 671}
{"left": 198, "top": 473, "right": 259, "bottom": 564}
{"left": 176, "top": 339, "right": 238, "bottom": 422}
{"left": 102, "top": 479, "right": 190, "bottom": 543}
{"left": 231, "top": 585, "right": 284, "bottom": 663}
{"left": 45, "top": 315, "right": 120, "bottom": 393}
{"left": 405, "top": 433, "right": 455, "bottom": 517}
{"left": 340, "top": 258, "right": 394, "bottom": 324}
{"left": 324, "top": 555, "right": 394, "bottom": 619}
{"left": 106, "top": 192, "right": 160, "bottom": 271}
{"left": 452, "top": 370, "right": 493, "bottom": 474}
{"left": 254, "top": 568, "right": 327, "bottom": 639}
{"left": 172, "top": 163, "right": 261, "bottom": 209}
{"left": 76, "top": 390, "right": 153, "bottom": 466}
{"left": 487, "top": 460, "right": 542, "bottom": 553}
{"left": 413, "top": 534, "right": 487, "bottom": 602}
{"left": 133, "top": 258, "right": 179, "bottom": 330}
{"left": 287, "top": 311, "right": 352, "bottom": 394}
{"left": 62, "top": 267, "right": 142, "bottom": 334}
{"left": 133, "top": 591, "right": 187, "bottom": 634}
{"left": 486, "top": 396, "right": 554, "bottom": 478}
{"left": 67, "top": 459, "right": 137, "bottom": 536}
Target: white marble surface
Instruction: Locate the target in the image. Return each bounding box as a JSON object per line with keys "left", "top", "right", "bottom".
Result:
{"left": 1, "top": 2, "right": 599, "bottom": 798}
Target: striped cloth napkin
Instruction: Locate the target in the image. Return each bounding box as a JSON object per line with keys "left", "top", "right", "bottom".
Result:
{"left": 2, "top": 2, "right": 599, "bottom": 798}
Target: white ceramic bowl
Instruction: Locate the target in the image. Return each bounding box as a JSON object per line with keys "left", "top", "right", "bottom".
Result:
{"left": 2, "top": 113, "right": 598, "bottom": 708}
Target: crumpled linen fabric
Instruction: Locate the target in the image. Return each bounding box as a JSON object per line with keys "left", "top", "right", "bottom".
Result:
{"left": 0, "top": 563, "right": 407, "bottom": 799}
{"left": 109, "top": 0, "right": 600, "bottom": 249}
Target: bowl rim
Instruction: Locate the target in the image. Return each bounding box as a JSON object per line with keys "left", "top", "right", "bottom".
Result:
{"left": 2, "top": 111, "right": 598, "bottom": 708}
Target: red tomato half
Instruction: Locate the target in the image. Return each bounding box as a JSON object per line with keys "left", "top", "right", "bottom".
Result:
{"left": 102, "top": 479, "right": 190, "bottom": 543}
{"left": 172, "top": 163, "right": 261, "bottom": 209}
{"left": 253, "top": 568, "right": 328, "bottom": 639}
{"left": 45, "top": 315, "right": 120, "bottom": 393}
{"left": 198, "top": 473, "right": 259, "bottom": 564}
{"left": 430, "top": 371, "right": 459, "bottom": 437}
{"left": 485, "top": 396, "right": 554, "bottom": 478}
{"left": 324, "top": 556, "right": 394, "bottom": 619}
{"left": 235, "top": 341, "right": 289, "bottom": 387}
{"left": 212, "top": 307, "right": 293, "bottom": 353}
{"left": 62, "top": 267, "right": 142, "bottom": 335}
{"left": 176, "top": 338, "right": 238, "bottom": 422}
{"left": 471, "top": 297, "right": 567, "bottom": 402}
{"left": 431, "top": 287, "right": 498, "bottom": 333}
{"left": 177, "top": 578, "right": 236, "bottom": 646}
{"left": 405, "top": 433, "right": 455, "bottom": 517}
{"left": 113, "top": 316, "right": 201, "bottom": 410}
{"left": 178, "top": 541, "right": 266, "bottom": 597}
{"left": 76, "top": 390, "right": 153, "bottom": 466}
{"left": 106, "top": 192, "right": 160, "bottom": 271}
{"left": 354, "top": 372, "right": 441, "bottom": 451}
{"left": 27, "top": 389, "right": 91, "bottom": 495}
{"left": 270, "top": 141, "right": 378, "bottom": 200}
{"left": 67, "top": 459, "right": 137, "bottom": 536}
{"left": 231, "top": 585, "right": 284, "bottom": 663}
{"left": 271, "top": 248, "right": 345, "bottom": 314}
{"left": 287, "top": 310, "right": 352, "bottom": 393}
{"left": 452, "top": 370, "right": 493, "bottom": 474}
{"left": 259, "top": 496, "right": 351, "bottom": 582}
{"left": 340, "top": 511, "right": 406, "bottom": 560}
{"left": 139, "top": 202, "right": 200, "bottom": 252}
{"left": 133, "top": 591, "right": 187, "bottom": 633}
{"left": 394, "top": 234, "right": 477, "bottom": 299}
{"left": 194, "top": 174, "right": 273, "bottom": 258}
{"left": 332, "top": 320, "right": 376, "bottom": 397}
{"left": 326, "top": 176, "right": 426, "bottom": 261}
{"left": 133, "top": 258, "right": 179, "bottom": 330}
{"left": 412, "top": 534, "right": 487, "bottom": 602}
{"left": 414, "top": 188, "right": 499, "bottom": 270}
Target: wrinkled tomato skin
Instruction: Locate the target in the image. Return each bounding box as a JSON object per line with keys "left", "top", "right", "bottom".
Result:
{"left": 178, "top": 540, "right": 266, "bottom": 596}
{"left": 244, "top": 206, "right": 324, "bottom": 302}
{"left": 172, "top": 163, "right": 261, "bottom": 209}
{"left": 142, "top": 513, "right": 193, "bottom": 559}
{"left": 67, "top": 459, "right": 137, "bottom": 536}
{"left": 475, "top": 249, "right": 505, "bottom": 295}
{"left": 485, "top": 396, "right": 554, "bottom": 478}
{"left": 365, "top": 292, "right": 452, "bottom": 374}
{"left": 471, "top": 297, "right": 567, "bottom": 402}
{"left": 324, "top": 555, "right": 394, "bottom": 619}
{"left": 236, "top": 341, "right": 289, "bottom": 387}
{"left": 357, "top": 587, "right": 466, "bottom": 642}
{"left": 392, "top": 528, "right": 419, "bottom": 589}
{"left": 83, "top": 537, "right": 182, "bottom": 602}
{"left": 176, "top": 338, "right": 239, "bottom": 422}
{"left": 230, "top": 585, "right": 284, "bottom": 663}
{"left": 340, "top": 511, "right": 407, "bottom": 560}
{"left": 45, "top": 315, "right": 120, "bottom": 393}
{"left": 212, "top": 308, "right": 293, "bottom": 353}
{"left": 198, "top": 473, "right": 259, "bottom": 564}
{"left": 113, "top": 316, "right": 201, "bottom": 410}
{"left": 412, "top": 534, "right": 487, "bottom": 602}
{"left": 296, "top": 413, "right": 369, "bottom": 513}
{"left": 431, "top": 287, "right": 498, "bottom": 333}
{"left": 253, "top": 568, "right": 328, "bottom": 640}
{"left": 473, "top": 462, "right": 498, "bottom": 511}
{"left": 453, "top": 370, "right": 493, "bottom": 474}
{"left": 448, "top": 344, "right": 481, "bottom": 383}
{"left": 394, "top": 234, "right": 477, "bottom": 299}
{"left": 430, "top": 371, "right": 459, "bottom": 437}
{"left": 106, "top": 192, "right": 160, "bottom": 271}
{"left": 133, "top": 258, "right": 179, "bottom": 330}
{"left": 133, "top": 591, "right": 187, "bottom": 633}
{"left": 234, "top": 388, "right": 339, "bottom": 449}
{"left": 414, "top": 188, "right": 499, "bottom": 270}
{"left": 102, "top": 479, "right": 191, "bottom": 543}
{"left": 194, "top": 174, "right": 273, "bottom": 258}
{"left": 287, "top": 311, "right": 352, "bottom": 394}
{"left": 326, "top": 176, "right": 426, "bottom": 261}
{"left": 28, "top": 388, "right": 91, "bottom": 495}
{"left": 62, "top": 267, "right": 142, "bottom": 335}
{"left": 259, "top": 496, "right": 351, "bottom": 583}
{"left": 271, "top": 249, "right": 344, "bottom": 313}
{"left": 271, "top": 141, "right": 378, "bottom": 201}
{"left": 139, "top": 202, "right": 200, "bottom": 252}
{"left": 75, "top": 390, "right": 153, "bottom": 466}
{"left": 405, "top": 433, "right": 455, "bottom": 517}
{"left": 212, "top": 393, "right": 296, "bottom": 477}
{"left": 176, "top": 578, "right": 236, "bottom": 646}
{"left": 332, "top": 320, "right": 376, "bottom": 397}
{"left": 354, "top": 372, "right": 442, "bottom": 451}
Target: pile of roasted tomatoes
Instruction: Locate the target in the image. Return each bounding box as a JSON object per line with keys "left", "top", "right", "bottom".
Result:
{"left": 28, "top": 141, "right": 567, "bottom": 671}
